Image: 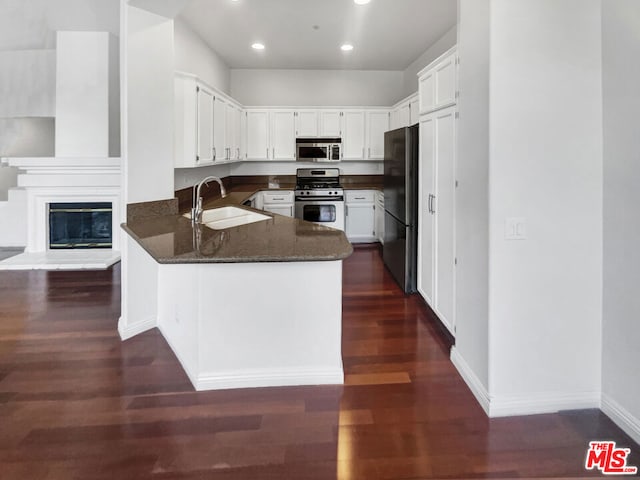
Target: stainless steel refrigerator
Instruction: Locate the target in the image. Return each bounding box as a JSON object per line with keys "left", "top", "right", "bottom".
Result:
{"left": 383, "top": 125, "right": 419, "bottom": 293}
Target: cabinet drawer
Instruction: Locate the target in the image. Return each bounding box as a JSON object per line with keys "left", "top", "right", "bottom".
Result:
{"left": 346, "top": 190, "right": 375, "bottom": 203}
{"left": 262, "top": 191, "right": 294, "bottom": 203}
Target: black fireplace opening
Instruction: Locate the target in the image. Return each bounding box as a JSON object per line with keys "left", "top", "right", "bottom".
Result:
{"left": 49, "top": 202, "right": 113, "bottom": 249}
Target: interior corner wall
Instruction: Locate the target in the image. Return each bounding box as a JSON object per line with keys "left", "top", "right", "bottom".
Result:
{"left": 174, "top": 17, "right": 231, "bottom": 95}
{"left": 487, "top": 0, "right": 603, "bottom": 413}
{"left": 453, "top": 0, "right": 490, "bottom": 394}
{"left": 230, "top": 69, "right": 404, "bottom": 107}
{"left": 601, "top": 0, "right": 640, "bottom": 444}
{"left": 125, "top": 5, "right": 175, "bottom": 205}
{"left": 401, "top": 25, "right": 457, "bottom": 99}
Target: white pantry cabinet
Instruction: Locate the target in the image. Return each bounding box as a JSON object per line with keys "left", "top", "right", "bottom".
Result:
{"left": 418, "top": 47, "right": 457, "bottom": 115}
{"left": 245, "top": 110, "right": 295, "bottom": 161}
{"left": 345, "top": 190, "right": 376, "bottom": 243}
{"left": 418, "top": 105, "right": 457, "bottom": 336}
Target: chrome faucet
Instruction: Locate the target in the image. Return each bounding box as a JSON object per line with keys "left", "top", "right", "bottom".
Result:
{"left": 192, "top": 176, "right": 227, "bottom": 224}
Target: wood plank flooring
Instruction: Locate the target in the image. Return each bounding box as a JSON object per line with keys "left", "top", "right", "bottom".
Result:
{"left": 0, "top": 245, "right": 638, "bottom": 479}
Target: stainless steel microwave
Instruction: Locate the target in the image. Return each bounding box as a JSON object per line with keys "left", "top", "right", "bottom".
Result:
{"left": 296, "top": 138, "right": 342, "bottom": 163}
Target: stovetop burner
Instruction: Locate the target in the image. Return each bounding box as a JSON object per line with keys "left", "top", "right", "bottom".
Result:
{"left": 295, "top": 168, "right": 342, "bottom": 192}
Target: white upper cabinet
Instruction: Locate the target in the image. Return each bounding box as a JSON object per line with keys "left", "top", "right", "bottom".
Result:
{"left": 419, "top": 47, "right": 457, "bottom": 114}
{"left": 245, "top": 109, "right": 295, "bottom": 161}
{"left": 409, "top": 97, "right": 420, "bottom": 125}
{"left": 342, "top": 110, "right": 366, "bottom": 160}
{"left": 246, "top": 110, "right": 270, "bottom": 160}
{"left": 366, "top": 110, "right": 389, "bottom": 160}
{"left": 397, "top": 103, "right": 411, "bottom": 129}
{"left": 320, "top": 110, "right": 342, "bottom": 137}
{"left": 225, "top": 102, "right": 242, "bottom": 162}
{"left": 213, "top": 96, "right": 227, "bottom": 162}
{"left": 270, "top": 110, "right": 296, "bottom": 160}
{"left": 295, "top": 110, "right": 319, "bottom": 137}
{"left": 196, "top": 84, "right": 215, "bottom": 165}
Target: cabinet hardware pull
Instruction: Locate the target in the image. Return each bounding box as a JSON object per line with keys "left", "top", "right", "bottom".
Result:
{"left": 272, "top": 148, "right": 275, "bottom": 159}
{"left": 213, "top": 147, "right": 216, "bottom": 160}
{"left": 266, "top": 148, "right": 269, "bottom": 159}
{"left": 368, "top": 148, "right": 371, "bottom": 158}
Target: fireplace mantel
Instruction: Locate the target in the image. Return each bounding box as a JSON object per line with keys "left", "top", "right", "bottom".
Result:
{"left": 0, "top": 156, "right": 121, "bottom": 269}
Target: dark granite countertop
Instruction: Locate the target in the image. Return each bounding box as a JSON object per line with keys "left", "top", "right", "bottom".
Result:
{"left": 123, "top": 189, "right": 353, "bottom": 264}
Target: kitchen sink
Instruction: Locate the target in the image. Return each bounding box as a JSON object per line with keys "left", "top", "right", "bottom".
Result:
{"left": 184, "top": 206, "right": 271, "bottom": 230}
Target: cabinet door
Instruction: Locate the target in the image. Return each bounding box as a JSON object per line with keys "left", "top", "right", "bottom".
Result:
{"left": 418, "top": 114, "right": 435, "bottom": 308}
{"left": 419, "top": 70, "right": 435, "bottom": 114}
{"left": 320, "top": 111, "right": 342, "bottom": 137}
{"left": 434, "top": 52, "right": 457, "bottom": 109}
{"left": 342, "top": 111, "right": 365, "bottom": 160}
{"left": 213, "top": 96, "right": 227, "bottom": 161}
{"left": 345, "top": 203, "right": 375, "bottom": 243}
{"left": 228, "top": 104, "right": 242, "bottom": 161}
{"left": 433, "top": 106, "right": 456, "bottom": 334}
{"left": 196, "top": 85, "right": 214, "bottom": 164}
{"left": 409, "top": 97, "right": 419, "bottom": 125}
{"left": 295, "top": 110, "right": 318, "bottom": 137}
{"left": 397, "top": 104, "right": 411, "bottom": 128}
{"left": 246, "top": 110, "right": 269, "bottom": 160}
{"left": 270, "top": 110, "right": 296, "bottom": 160}
{"left": 366, "top": 111, "right": 389, "bottom": 160}
{"left": 263, "top": 204, "right": 293, "bottom": 217}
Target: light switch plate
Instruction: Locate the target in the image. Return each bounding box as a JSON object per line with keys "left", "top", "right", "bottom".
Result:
{"left": 505, "top": 217, "right": 526, "bottom": 240}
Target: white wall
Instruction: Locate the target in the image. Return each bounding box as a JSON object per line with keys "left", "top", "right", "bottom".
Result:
{"left": 601, "top": 0, "right": 640, "bottom": 444}
{"left": 125, "top": 5, "right": 175, "bottom": 205}
{"left": 488, "top": 0, "right": 603, "bottom": 413}
{"left": 0, "top": 50, "right": 55, "bottom": 117}
{"left": 401, "top": 26, "right": 457, "bottom": 99}
{"left": 452, "top": 0, "right": 490, "bottom": 397}
{"left": 174, "top": 17, "right": 231, "bottom": 95}
{"left": 230, "top": 69, "right": 404, "bottom": 107}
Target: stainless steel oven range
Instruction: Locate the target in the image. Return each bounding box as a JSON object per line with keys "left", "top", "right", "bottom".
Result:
{"left": 294, "top": 168, "right": 345, "bottom": 231}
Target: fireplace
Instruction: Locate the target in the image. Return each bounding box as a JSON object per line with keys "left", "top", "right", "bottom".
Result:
{"left": 49, "top": 202, "right": 113, "bottom": 249}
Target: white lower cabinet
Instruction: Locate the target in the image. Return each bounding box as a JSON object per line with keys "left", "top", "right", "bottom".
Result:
{"left": 345, "top": 190, "right": 376, "bottom": 243}
{"left": 261, "top": 190, "right": 294, "bottom": 217}
{"left": 374, "top": 190, "right": 384, "bottom": 244}
{"left": 418, "top": 106, "right": 456, "bottom": 336}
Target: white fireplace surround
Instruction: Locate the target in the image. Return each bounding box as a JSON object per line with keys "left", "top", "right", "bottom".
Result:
{"left": 0, "top": 156, "right": 121, "bottom": 269}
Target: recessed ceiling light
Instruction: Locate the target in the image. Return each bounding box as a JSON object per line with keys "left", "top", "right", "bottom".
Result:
{"left": 341, "top": 44, "right": 354, "bottom": 52}
{"left": 354, "top": 0, "right": 371, "bottom": 4}
{"left": 252, "top": 43, "right": 265, "bottom": 50}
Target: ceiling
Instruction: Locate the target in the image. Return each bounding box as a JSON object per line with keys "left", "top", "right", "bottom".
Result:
{"left": 178, "top": 0, "right": 457, "bottom": 71}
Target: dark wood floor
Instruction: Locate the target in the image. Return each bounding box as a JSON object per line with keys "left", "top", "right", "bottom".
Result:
{"left": 0, "top": 246, "right": 638, "bottom": 479}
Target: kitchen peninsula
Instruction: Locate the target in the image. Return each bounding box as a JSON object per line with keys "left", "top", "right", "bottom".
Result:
{"left": 119, "top": 189, "right": 352, "bottom": 391}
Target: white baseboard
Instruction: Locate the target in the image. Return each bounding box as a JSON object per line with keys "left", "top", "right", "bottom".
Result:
{"left": 118, "top": 315, "right": 157, "bottom": 341}
{"left": 156, "top": 323, "right": 198, "bottom": 389}
{"left": 451, "top": 347, "right": 601, "bottom": 418}
{"left": 450, "top": 346, "right": 490, "bottom": 416}
{"left": 195, "top": 367, "right": 344, "bottom": 391}
{"left": 602, "top": 394, "right": 640, "bottom": 446}
{"left": 489, "top": 391, "right": 601, "bottom": 418}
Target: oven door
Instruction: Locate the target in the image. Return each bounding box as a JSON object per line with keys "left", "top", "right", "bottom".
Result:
{"left": 295, "top": 199, "right": 345, "bottom": 231}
